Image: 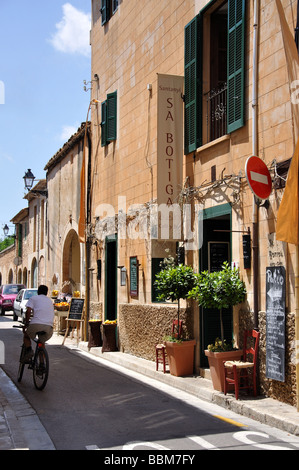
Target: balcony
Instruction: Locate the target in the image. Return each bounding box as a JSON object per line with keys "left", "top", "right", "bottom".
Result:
{"left": 205, "top": 82, "right": 227, "bottom": 143}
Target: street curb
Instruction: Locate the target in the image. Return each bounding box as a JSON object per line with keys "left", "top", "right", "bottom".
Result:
{"left": 0, "top": 368, "right": 55, "bottom": 450}
{"left": 76, "top": 341, "right": 299, "bottom": 437}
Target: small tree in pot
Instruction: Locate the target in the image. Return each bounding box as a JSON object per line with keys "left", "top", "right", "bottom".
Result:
{"left": 189, "top": 262, "right": 246, "bottom": 349}
{"left": 154, "top": 261, "right": 197, "bottom": 376}
{"left": 188, "top": 262, "right": 247, "bottom": 390}
{"left": 154, "top": 263, "right": 197, "bottom": 340}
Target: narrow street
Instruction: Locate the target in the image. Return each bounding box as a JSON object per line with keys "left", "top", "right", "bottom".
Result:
{"left": 1, "top": 315, "right": 299, "bottom": 452}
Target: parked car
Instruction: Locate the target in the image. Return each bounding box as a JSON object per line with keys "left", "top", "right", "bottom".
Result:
{"left": 0, "top": 284, "right": 25, "bottom": 316}
{"left": 13, "top": 288, "right": 38, "bottom": 321}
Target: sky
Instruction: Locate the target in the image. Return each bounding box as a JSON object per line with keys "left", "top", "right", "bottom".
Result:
{"left": 0, "top": 1, "right": 92, "bottom": 236}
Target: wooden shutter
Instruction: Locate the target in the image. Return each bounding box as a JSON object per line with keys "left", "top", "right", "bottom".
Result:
{"left": 101, "top": 0, "right": 110, "bottom": 26}
{"left": 107, "top": 91, "right": 117, "bottom": 142}
{"left": 227, "top": 0, "right": 246, "bottom": 133}
{"left": 184, "top": 14, "right": 202, "bottom": 155}
{"left": 18, "top": 224, "right": 22, "bottom": 258}
{"left": 112, "top": 0, "right": 118, "bottom": 14}
{"left": 101, "top": 100, "right": 107, "bottom": 147}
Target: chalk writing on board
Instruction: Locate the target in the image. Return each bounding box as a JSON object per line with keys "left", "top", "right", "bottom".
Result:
{"left": 266, "top": 266, "right": 285, "bottom": 382}
{"left": 68, "top": 298, "right": 85, "bottom": 320}
{"left": 130, "top": 256, "right": 138, "bottom": 296}
{"left": 208, "top": 241, "right": 229, "bottom": 272}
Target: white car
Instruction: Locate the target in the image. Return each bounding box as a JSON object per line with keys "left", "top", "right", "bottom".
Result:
{"left": 13, "top": 288, "right": 38, "bottom": 321}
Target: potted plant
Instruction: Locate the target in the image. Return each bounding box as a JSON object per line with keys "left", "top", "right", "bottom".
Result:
{"left": 189, "top": 262, "right": 246, "bottom": 391}
{"left": 154, "top": 262, "right": 197, "bottom": 376}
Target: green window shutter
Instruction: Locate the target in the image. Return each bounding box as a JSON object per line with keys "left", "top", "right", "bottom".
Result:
{"left": 227, "top": 0, "right": 246, "bottom": 134}
{"left": 18, "top": 224, "right": 22, "bottom": 258}
{"left": 107, "top": 91, "right": 117, "bottom": 142}
{"left": 184, "top": 14, "right": 202, "bottom": 155}
{"left": 101, "top": 0, "right": 110, "bottom": 25}
{"left": 112, "top": 0, "right": 118, "bottom": 14}
{"left": 101, "top": 100, "right": 107, "bottom": 147}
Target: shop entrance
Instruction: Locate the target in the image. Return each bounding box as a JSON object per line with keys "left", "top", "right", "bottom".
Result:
{"left": 105, "top": 235, "right": 117, "bottom": 321}
{"left": 199, "top": 204, "right": 232, "bottom": 367}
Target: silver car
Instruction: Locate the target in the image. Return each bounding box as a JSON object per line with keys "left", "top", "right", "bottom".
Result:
{"left": 13, "top": 288, "right": 38, "bottom": 321}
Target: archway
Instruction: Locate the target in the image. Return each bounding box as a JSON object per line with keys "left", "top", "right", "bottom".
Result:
{"left": 8, "top": 268, "right": 13, "bottom": 283}
{"left": 62, "top": 229, "right": 81, "bottom": 295}
{"left": 39, "top": 255, "right": 45, "bottom": 285}
{"left": 23, "top": 268, "right": 28, "bottom": 287}
{"left": 31, "top": 258, "right": 37, "bottom": 287}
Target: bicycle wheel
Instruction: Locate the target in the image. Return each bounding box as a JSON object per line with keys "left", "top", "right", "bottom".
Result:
{"left": 17, "top": 345, "right": 26, "bottom": 383}
{"left": 33, "top": 346, "right": 49, "bottom": 390}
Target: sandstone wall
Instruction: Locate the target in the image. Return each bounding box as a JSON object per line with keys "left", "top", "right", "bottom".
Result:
{"left": 118, "top": 303, "right": 194, "bottom": 361}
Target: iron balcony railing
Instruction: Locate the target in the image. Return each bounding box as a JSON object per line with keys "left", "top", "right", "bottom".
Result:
{"left": 205, "top": 82, "right": 227, "bottom": 142}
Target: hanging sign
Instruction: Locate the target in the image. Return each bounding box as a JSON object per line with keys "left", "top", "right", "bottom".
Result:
{"left": 245, "top": 156, "right": 272, "bottom": 200}
{"left": 130, "top": 257, "right": 138, "bottom": 297}
{"left": 242, "top": 234, "right": 251, "bottom": 269}
{"left": 157, "top": 74, "right": 184, "bottom": 207}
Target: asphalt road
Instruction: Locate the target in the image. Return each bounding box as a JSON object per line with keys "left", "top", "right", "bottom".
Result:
{"left": 1, "top": 315, "right": 299, "bottom": 452}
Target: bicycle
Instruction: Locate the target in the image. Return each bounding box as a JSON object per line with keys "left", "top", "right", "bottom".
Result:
{"left": 14, "top": 323, "right": 49, "bottom": 391}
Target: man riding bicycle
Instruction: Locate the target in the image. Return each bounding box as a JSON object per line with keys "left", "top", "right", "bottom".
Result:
{"left": 22, "top": 285, "right": 54, "bottom": 363}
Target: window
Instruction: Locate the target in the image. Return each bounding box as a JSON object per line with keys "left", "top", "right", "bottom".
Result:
{"left": 101, "top": 0, "right": 118, "bottom": 26}
{"left": 184, "top": 0, "right": 246, "bottom": 154}
{"left": 101, "top": 91, "right": 117, "bottom": 146}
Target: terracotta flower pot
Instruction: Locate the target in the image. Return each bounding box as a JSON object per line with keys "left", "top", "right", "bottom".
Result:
{"left": 165, "top": 340, "right": 196, "bottom": 377}
{"left": 205, "top": 349, "right": 243, "bottom": 391}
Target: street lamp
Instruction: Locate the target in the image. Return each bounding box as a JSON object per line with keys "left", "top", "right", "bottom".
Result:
{"left": 23, "top": 169, "right": 35, "bottom": 191}
{"left": 3, "top": 224, "right": 9, "bottom": 237}
{"left": 23, "top": 169, "right": 48, "bottom": 196}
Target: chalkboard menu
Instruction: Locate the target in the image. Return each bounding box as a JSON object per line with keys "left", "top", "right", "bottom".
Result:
{"left": 130, "top": 256, "right": 138, "bottom": 297}
{"left": 242, "top": 234, "right": 251, "bottom": 269}
{"left": 266, "top": 266, "right": 285, "bottom": 382}
{"left": 208, "top": 241, "right": 229, "bottom": 272}
{"left": 68, "top": 298, "right": 85, "bottom": 320}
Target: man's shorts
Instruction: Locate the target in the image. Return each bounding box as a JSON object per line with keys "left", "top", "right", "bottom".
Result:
{"left": 26, "top": 324, "right": 53, "bottom": 343}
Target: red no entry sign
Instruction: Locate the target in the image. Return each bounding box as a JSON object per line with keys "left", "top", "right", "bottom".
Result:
{"left": 245, "top": 156, "right": 272, "bottom": 200}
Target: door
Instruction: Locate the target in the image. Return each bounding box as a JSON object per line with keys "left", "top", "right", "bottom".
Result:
{"left": 199, "top": 204, "right": 232, "bottom": 367}
{"left": 105, "top": 235, "right": 117, "bottom": 321}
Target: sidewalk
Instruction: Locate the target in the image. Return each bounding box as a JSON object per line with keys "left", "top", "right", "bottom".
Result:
{"left": 2, "top": 333, "right": 299, "bottom": 450}
{"left": 77, "top": 341, "right": 299, "bottom": 437}
{"left": 0, "top": 367, "right": 55, "bottom": 450}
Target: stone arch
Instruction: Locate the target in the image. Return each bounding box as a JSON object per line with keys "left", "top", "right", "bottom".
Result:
{"left": 39, "top": 255, "right": 45, "bottom": 285}
{"left": 23, "top": 268, "right": 28, "bottom": 287}
{"left": 8, "top": 268, "right": 13, "bottom": 283}
{"left": 62, "top": 229, "right": 81, "bottom": 294}
{"left": 31, "top": 258, "right": 37, "bottom": 287}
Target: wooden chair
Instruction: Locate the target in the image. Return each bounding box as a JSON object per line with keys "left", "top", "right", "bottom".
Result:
{"left": 223, "top": 330, "right": 260, "bottom": 400}
{"left": 155, "top": 320, "right": 183, "bottom": 373}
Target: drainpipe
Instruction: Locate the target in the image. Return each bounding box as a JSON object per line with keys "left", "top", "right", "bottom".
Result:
{"left": 84, "top": 129, "right": 92, "bottom": 342}
{"left": 295, "top": 0, "right": 299, "bottom": 413}
{"left": 295, "top": 245, "right": 299, "bottom": 411}
{"left": 252, "top": 0, "right": 259, "bottom": 330}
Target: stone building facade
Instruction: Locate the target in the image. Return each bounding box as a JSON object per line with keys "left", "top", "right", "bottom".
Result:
{"left": 44, "top": 122, "right": 89, "bottom": 297}
{"left": 0, "top": 243, "right": 17, "bottom": 286}
{"left": 87, "top": 0, "right": 299, "bottom": 408}
{"left": 1, "top": 0, "right": 298, "bottom": 409}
